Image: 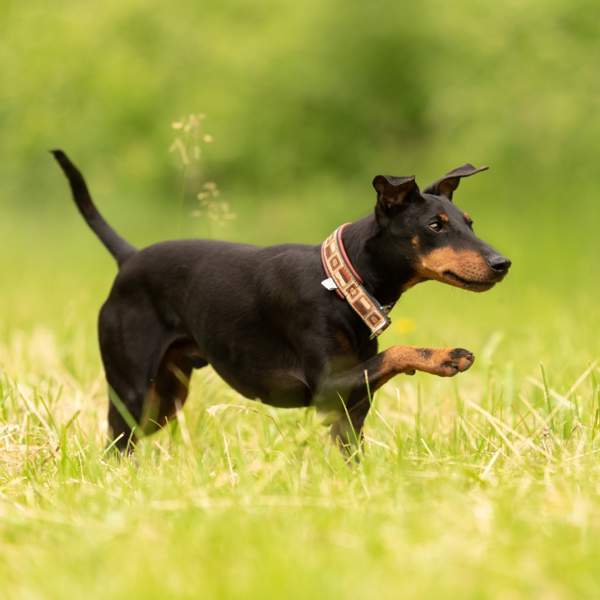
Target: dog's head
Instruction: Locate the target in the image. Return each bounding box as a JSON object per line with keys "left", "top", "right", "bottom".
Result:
{"left": 371, "top": 164, "right": 510, "bottom": 292}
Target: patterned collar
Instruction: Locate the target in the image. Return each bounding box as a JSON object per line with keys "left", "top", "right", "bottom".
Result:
{"left": 320, "top": 224, "right": 392, "bottom": 338}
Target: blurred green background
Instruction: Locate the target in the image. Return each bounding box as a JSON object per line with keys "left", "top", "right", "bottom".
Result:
{"left": 1, "top": 0, "right": 599, "bottom": 376}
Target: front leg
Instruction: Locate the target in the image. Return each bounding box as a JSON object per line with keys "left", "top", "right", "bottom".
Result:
{"left": 316, "top": 345, "right": 475, "bottom": 448}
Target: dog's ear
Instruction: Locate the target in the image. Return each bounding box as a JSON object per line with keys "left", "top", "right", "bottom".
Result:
{"left": 373, "top": 175, "right": 420, "bottom": 225}
{"left": 423, "top": 164, "right": 488, "bottom": 201}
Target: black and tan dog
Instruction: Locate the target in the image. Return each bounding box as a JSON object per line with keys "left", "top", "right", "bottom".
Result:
{"left": 52, "top": 151, "right": 510, "bottom": 450}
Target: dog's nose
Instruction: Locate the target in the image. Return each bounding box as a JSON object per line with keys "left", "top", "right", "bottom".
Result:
{"left": 487, "top": 255, "right": 512, "bottom": 273}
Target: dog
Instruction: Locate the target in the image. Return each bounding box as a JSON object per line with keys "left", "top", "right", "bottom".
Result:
{"left": 52, "top": 151, "right": 510, "bottom": 450}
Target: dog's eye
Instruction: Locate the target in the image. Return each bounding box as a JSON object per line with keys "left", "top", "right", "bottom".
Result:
{"left": 428, "top": 220, "right": 443, "bottom": 233}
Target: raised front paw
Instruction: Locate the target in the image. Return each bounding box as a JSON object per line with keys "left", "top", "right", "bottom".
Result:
{"left": 432, "top": 348, "right": 475, "bottom": 377}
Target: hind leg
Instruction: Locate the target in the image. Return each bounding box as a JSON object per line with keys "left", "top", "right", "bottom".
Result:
{"left": 100, "top": 301, "right": 162, "bottom": 450}
{"left": 141, "top": 341, "right": 207, "bottom": 434}
{"left": 99, "top": 300, "right": 205, "bottom": 451}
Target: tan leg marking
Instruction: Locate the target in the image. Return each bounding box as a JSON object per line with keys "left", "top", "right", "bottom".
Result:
{"left": 378, "top": 345, "right": 475, "bottom": 383}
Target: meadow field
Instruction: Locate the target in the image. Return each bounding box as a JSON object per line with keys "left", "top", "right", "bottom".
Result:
{"left": 1, "top": 1, "right": 600, "bottom": 598}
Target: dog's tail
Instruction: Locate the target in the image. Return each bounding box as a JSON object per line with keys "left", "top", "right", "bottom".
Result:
{"left": 51, "top": 150, "right": 136, "bottom": 266}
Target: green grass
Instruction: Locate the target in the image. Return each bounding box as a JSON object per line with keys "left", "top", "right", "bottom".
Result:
{"left": 1, "top": 205, "right": 599, "bottom": 599}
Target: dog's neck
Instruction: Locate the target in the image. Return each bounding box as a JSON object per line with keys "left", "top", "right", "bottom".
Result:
{"left": 341, "top": 215, "right": 419, "bottom": 306}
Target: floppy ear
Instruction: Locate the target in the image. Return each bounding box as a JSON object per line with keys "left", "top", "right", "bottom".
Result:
{"left": 423, "top": 164, "right": 488, "bottom": 201}
{"left": 372, "top": 175, "right": 420, "bottom": 225}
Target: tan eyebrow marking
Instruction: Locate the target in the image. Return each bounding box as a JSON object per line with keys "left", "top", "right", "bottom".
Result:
{"left": 438, "top": 213, "right": 449, "bottom": 222}
{"left": 463, "top": 212, "right": 473, "bottom": 224}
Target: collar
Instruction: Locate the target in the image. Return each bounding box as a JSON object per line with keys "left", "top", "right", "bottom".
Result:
{"left": 320, "top": 223, "right": 392, "bottom": 338}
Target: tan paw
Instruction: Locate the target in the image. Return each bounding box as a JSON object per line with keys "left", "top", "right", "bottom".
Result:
{"left": 432, "top": 348, "right": 475, "bottom": 377}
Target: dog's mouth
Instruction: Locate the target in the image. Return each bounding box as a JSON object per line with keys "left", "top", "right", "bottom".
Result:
{"left": 418, "top": 248, "right": 509, "bottom": 293}
{"left": 441, "top": 270, "right": 498, "bottom": 292}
